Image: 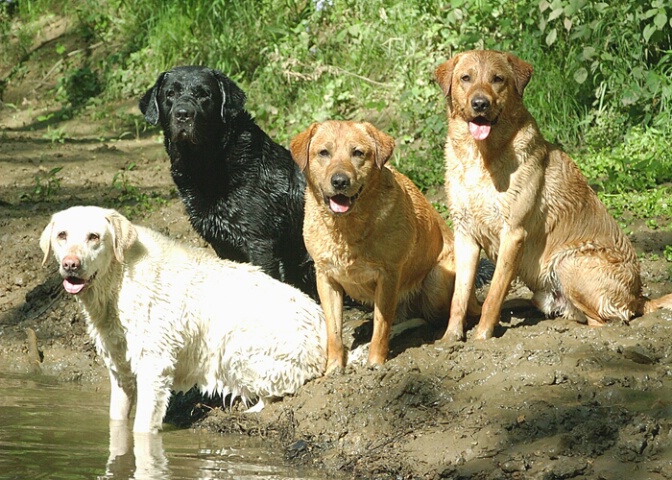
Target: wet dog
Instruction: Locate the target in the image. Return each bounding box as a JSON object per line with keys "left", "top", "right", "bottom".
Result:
{"left": 40, "top": 206, "right": 326, "bottom": 433}
{"left": 290, "top": 120, "right": 481, "bottom": 373}
{"left": 434, "top": 49, "right": 672, "bottom": 341}
{"left": 139, "top": 66, "right": 314, "bottom": 296}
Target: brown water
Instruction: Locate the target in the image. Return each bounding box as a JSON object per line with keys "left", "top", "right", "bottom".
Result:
{"left": 0, "top": 373, "right": 325, "bottom": 479}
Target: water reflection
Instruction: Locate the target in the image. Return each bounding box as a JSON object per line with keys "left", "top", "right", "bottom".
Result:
{"left": 103, "top": 423, "right": 169, "bottom": 479}
{"left": 0, "top": 373, "right": 323, "bottom": 480}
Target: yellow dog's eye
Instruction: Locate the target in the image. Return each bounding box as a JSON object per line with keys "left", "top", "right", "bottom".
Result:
{"left": 460, "top": 74, "right": 471, "bottom": 82}
{"left": 318, "top": 149, "right": 329, "bottom": 157}
{"left": 492, "top": 75, "right": 504, "bottom": 83}
{"left": 352, "top": 149, "right": 364, "bottom": 158}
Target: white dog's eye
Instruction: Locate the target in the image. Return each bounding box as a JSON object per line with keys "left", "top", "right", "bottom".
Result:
{"left": 57, "top": 231, "right": 67, "bottom": 241}
{"left": 88, "top": 233, "right": 100, "bottom": 242}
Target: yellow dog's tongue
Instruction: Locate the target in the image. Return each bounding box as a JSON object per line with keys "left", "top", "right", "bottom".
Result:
{"left": 329, "top": 195, "right": 350, "bottom": 214}
{"left": 469, "top": 121, "right": 491, "bottom": 140}
{"left": 63, "top": 278, "right": 85, "bottom": 295}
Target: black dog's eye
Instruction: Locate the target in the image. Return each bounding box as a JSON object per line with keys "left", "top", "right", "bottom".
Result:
{"left": 352, "top": 149, "right": 364, "bottom": 158}
{"left": 57, "top": 231, "right": 67, "bottom": 240}
{"left": 165, "top": 89, "right": 175, "bottom": 99}
{"left": 460, "top": 74, "right": 471, "bottom": 82}
{"left": 193, "top": 89, "right": 210, "bottom": 100}
{"left": 492, "top": 75, "right": 504, "bottom": 84}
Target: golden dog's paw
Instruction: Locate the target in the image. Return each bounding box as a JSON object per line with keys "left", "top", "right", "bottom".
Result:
{"left": 473, "top": 325, "right": 495, "bottom": 341}
{"left": 325, "top": 359, "right": 345, "bottom": 376}
{"left": 439, "top": 328, "right": 465, "bottom": 343}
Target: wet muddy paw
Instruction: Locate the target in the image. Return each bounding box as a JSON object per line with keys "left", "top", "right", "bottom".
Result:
{"left": 439, "top": 329, "right": 465, "bottom": 343}
{"left": 473, "top": 326, "right": 494, "bottom": 340}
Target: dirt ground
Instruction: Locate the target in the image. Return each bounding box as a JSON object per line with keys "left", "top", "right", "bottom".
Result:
{"left": 2, "top": 26, "right": 672, "bottom": 480}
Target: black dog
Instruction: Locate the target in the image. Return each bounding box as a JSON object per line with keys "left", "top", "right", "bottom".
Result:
{"left": 139, "top": 66, "right": 315, "bottom": 296}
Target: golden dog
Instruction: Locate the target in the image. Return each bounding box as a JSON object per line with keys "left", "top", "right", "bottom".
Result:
{"left": 434, "top": 49, "right": 672, "bottom": 341}
{"left": 290, "top": 120, "right": 480, "bottom": 373}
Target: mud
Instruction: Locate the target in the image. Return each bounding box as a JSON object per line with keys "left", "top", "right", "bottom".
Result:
{"left": 2, "top": 26, "right": 672, "bottom": 480}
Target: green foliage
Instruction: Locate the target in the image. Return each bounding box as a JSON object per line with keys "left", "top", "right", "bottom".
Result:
{"left": 112, "top": 163, "right": 168, "bottom": 218}
{"left": 4, "top": 0, "right": 672, "bottom": 217}
{"left": 62, "top": 67, "right": 101, "bottom": 108}
{"left": 664, "top": 245, "right": 672, "bottom": 263}
{"left": 21, "top": 166, "right": 63, "bottom": 202}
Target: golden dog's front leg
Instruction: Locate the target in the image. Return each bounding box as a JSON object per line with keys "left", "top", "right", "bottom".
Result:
{"left": 369, "top": 275, "right": 400, "bottom": 365}
{"left": 442, "top": 233, "right": 481, "bottom": 342}
{"left": 316, "top": 271, "right": 345, "bottom": 375}
{"left": 474, "top": 225, "right": 526, "bottom": 340}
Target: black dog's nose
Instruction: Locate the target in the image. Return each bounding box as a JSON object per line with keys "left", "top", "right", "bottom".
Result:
{"left": 471, "top": 96, "right": 490, "bottom": 113}
{"left": 174, "top": 107, "right": 194, "bottom": 122}
{"left": 331, "top": 173, "right": 350, "bottom": 191}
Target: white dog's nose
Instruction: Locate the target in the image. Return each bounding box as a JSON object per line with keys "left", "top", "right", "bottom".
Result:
{"left": 62, "top": 255, "right": 81, "bottom": 274}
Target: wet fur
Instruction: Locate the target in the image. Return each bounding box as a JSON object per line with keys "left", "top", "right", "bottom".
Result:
{"left": 434, "top": 49, "right": 672, "bottom": 341}
{"left": 290, "top": 120, "right": 480, "bottom": 373}
{"left": 40, "top": 206, "right": 326, "bottom": 433}
{"left": 139, "top": 66, "right": 314, "bottom": 296}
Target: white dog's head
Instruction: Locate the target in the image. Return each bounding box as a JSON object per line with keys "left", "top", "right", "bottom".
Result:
{"left": 40, "top": 206, "right": 137, "bottom": 295}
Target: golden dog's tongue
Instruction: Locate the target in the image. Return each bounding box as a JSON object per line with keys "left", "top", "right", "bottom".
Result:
{"left": 469, "top": 121, "right": 491, "bottom": 140}
{"left": 63, "top": 278, "right": 85, "bottom": 295}
{"left": 329, "top": 195, "right": 350, "bottom": 214}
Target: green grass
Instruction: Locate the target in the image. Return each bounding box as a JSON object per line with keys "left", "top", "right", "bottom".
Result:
{"left": 2, "top": 0, "right": 671, "bottom": 222}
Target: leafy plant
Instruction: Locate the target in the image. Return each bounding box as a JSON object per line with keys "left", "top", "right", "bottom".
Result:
{"left": 21, "top": 166, "right": 63, "bottom": 202}
{"left": 42, "top": 126, "right": 69, "bottom": 144}
{"left": 6, "top": 0, "right": 672, "bottom": 209}
{"left": 112, "top": 163, "right": 167, "bottom": 218}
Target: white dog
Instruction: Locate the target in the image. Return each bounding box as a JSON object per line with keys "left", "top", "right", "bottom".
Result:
{"left": 40, "top": 206, "right": 326, "bottom": 433}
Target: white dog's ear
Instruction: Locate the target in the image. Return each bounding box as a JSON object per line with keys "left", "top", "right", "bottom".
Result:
{"left": 106, "top": 210, "right": 137, "bottom": 264}
{"left": 39, "top": 219, "right": 54, "bottom": 267}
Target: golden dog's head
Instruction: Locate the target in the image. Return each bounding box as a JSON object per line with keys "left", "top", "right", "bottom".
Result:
{"left": 290, "top": 120, "right": 394, "bottom": 215}
{"left": 434, "top": 50, "right": 533, "bottom": 141}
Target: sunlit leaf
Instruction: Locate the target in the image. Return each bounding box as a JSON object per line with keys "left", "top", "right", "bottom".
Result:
{"left": 545, "top": 28, "right": 557, "bottom": 46}
{"left": 549, "top": 8, "right": 563, "bottom": 21}
{"left": 573, "top": 67, "right": 588, "bottom": 84}
{"left": 654, "top": 12, "right": 667, "bottom": 29}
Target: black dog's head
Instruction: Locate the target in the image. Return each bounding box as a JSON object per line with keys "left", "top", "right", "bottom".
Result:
{"left": 139, "top": 66, "right": 246, "bottom": 145}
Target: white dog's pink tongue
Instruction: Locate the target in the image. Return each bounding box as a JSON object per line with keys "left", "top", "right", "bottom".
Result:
{"left": 469, "top": 122, "right": 491, "bottom": 140}
{"left": 63, "top": 278, "right": 85, "bottom": 295}
{"left": 329, "top": 196, "right": 350, "bottom": 214}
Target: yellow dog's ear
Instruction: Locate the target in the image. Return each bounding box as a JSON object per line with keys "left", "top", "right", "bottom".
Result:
{"left": 105, "top": 210, "right": 137, "bottom": 264}
{"left": 363, "top": 122, "right": 395, "bottom": 169}
{"left": 434, "top": 53, "right": 461, "bottom": 98}
{"left": 289, "top": 123, "right": 319, "bottom": 171}
{"left": 39, "top": 219, "right": 55, "bottom": 267}
{"left": 506, "top": 52, "right": 533, "bottom": 97}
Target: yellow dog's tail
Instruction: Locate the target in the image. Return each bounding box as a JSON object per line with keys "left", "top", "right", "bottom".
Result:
{"left": 640, "top": 292, "right": 672, "bottom": 315}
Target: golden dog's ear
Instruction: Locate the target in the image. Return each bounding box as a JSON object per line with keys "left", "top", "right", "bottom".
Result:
{"left": 39, "top": 219, "right": 54, "bottom": 267}
{"left": 434, "top": 54, "right": 460, "bottom": 97}
{"left": 106, "top": 210, "right": 137, "bottom": 264}
{"left": 364, "top": 123, "right": 395, "bottom": 168}
{"left": 507, "top": 53, "right": 533, "bottom": 97}
{"left": 290, "top": 123, "right": 319, "bottom": 171}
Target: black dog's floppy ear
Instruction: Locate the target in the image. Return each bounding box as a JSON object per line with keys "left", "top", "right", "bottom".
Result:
{"left": 211, "top": 69, "right": 246, "bottom": 122}
{"left": 139, "top": 71, "right": 167, "bottom": 126}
